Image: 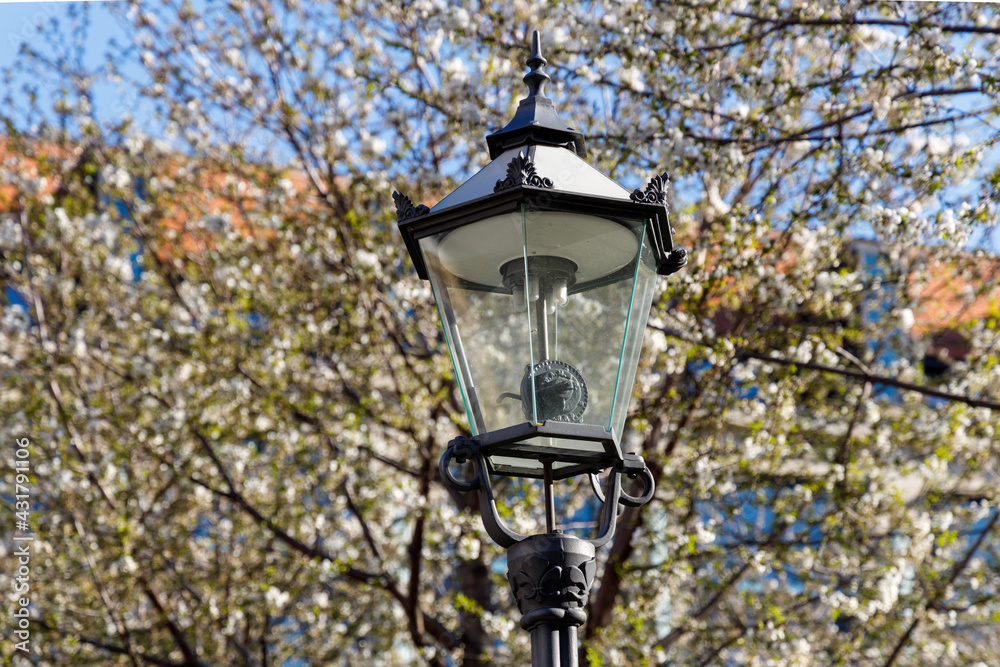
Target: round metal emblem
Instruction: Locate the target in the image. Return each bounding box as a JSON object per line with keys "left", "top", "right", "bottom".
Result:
{"left": 520, "top": 360, "right": 589, "bottom": 423}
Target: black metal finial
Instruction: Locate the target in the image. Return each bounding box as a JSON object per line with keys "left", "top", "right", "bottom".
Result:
{"left": 484, "top": 29, "right": 587, "bottom": 159}
{"left": 523, "top": 30, "right": 550, "bottom": 98}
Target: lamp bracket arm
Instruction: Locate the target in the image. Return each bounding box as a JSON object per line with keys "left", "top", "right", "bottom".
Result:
{"left": 591, "top": 465, "right": 622, "bottom": 548}
{"left": 618, "top": 453, "right": 656, "bottom": 507}
{"left": 590, "top": 453, "right": 655, "bottom": 548}
{"left": 439, "top": 437, "right": 529, "bottom": 548}
{"left": 588, "top": 472, "right": 606, "bottom": 504}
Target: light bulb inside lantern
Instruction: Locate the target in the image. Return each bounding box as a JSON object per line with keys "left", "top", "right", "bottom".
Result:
{"left": 512, "top": 284, "right": 526, "bottom": 311}
{"left": 527, "top": 279, "right": 540, "bottom": 303}
{"left": 552, "top": 278, "right": 569, "bottom": 307}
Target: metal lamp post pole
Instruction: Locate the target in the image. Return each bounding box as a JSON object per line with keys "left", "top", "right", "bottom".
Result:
{"left": 507, "top": 533, "right": 595, "bottom": 667}
{"left": 398, "top": 28, "right": 686, "bottom": 667}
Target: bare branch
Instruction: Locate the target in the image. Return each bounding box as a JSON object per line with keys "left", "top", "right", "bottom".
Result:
{"left": 883, "top": 509, "right": 1000, "bottom": 667}
{"left": 652, "top": 325, "right": 1000, "bottom": 411}
{"left": 655, "top": 562, "right": 753, "bottom": 650}
{"left": 731, "top": 10, "right": 1000, "bottom": 36}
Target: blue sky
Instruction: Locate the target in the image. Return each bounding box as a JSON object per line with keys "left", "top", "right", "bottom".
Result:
{"left": 1, "top": 1, "right": 164, "bottom": 145}
{"left": 1, "top": 1, "right": 124, "bottom": 68}
{"left": 2, "top": 1, "right": 997, "bottom": 252}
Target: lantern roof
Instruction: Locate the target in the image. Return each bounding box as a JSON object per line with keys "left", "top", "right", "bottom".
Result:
{"left": 432, "top": 145, "right": 630, "bottom": 212}
{"left": 393, "top": 30, "right": 689, "bottom": 282}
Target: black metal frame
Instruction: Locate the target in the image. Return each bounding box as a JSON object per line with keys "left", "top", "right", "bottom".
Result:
{"left": 473, "top": 421, "right": 622, "bottom": 480}
{"left": 396, "top": 183, "right": 684, "bottom": 278}
{"left": 439, "top": 435, "right": 654, "bottom": 549}
{"left": 484, "top": 30, "right": 586, "bottom": 160}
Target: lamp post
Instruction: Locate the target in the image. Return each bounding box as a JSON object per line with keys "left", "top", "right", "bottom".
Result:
{"left": 394, "top": 30, "right": 686, "bottom": 667}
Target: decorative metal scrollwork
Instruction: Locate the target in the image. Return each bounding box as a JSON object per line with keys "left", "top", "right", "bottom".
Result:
{"left": 440, "top": 438, "right": 655, "bottom": 549}
{"left": 392, "top": 191, "right": 430, "bottom": 222}
{"left": 494, "top": 153, "right": 554, "bottom": 192}
{"left": 660, "top": 247, "right": 688, "bottom": 276}
{"left": 505, "top": 533, "right": 596, "bottom": 631}
{"left": 588, "top": 452, "right": 655, "bottom": 508}
{"left": 630, "top": 172, "right": 670, "bottom": 204}
{"left": 618, "top": 463, "right": 657, "bottom": 507}
{"left": 438, "top": 441, "right": 479, "bottom": 493}
{"left": 438, "top": 437, "right": 528, "bottom": 548}
{"left": 519, "top": 360, "right": 588, "bottom": 424}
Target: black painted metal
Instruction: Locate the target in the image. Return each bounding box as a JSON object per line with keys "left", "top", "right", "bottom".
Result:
{"left": 474, "top": 421, "right": 622, "bottom": 480}
{"left": 438, "top": 436, "right": 652, "bottom": 547}
{"left": 507, "top": 534, "right": 596, "bottom": 667}
{"left": 438, "top": 440, "right": 480, "bottom": 493}
{"left": 395, "top": 31, "right": 689, "bottom": 279}
{"left": 397, "top": 185, "right": 683, "bottom": 279}
{"left": 486, "top": 31, "right": 586, "bottom": 159}
{"left": 631, "top": 172, "right": 689, "bottom": 276}
{"left": 659, "top": 246, "right": 689, "bottom": 276}
{"left": 523, "top": 30, "right": 551, "bottom": 99}
{"left": 629, "top": 172, "right": 670, "bottom": 204}
{"left": 392, "top": 190, "right": 430, "bottom": 221}
{"left": 517, "top": 360, "right": 589, "bottom": 424}
{"left": 439, "top": 432, "right": 656, "bottom": 664}
{"left": 495, "top": 150, "right": 555, "bottom": 192}
{"left": 587, "top": 453, "right": 655, "bottom": 508}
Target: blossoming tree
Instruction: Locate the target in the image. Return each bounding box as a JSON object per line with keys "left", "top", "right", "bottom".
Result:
{"left": 2, "top": 1, "right": 999, "bottom": 665}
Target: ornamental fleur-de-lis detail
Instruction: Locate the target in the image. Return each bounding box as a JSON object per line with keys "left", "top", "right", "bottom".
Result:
{"left": 392, "top": 191, "right": 430, "bottom": 222}
{"left": 494, "top": 153, "right": 554, "bottom": 192}
{"left": 507, "top": 554, "right": 596, "bottom": 613}
{"left": 630, "top": 172, "right": 670, "bottom": 204}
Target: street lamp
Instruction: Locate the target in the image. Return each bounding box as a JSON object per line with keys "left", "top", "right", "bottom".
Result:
{"left": 394, "top": 31, "right": 686, "bottom": 667}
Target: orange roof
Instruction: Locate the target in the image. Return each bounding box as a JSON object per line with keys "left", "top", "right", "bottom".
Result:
{"left": 916, "top": 255, "right": 1000, "bottom": 332}
{"left": 0, "top": 136, "right": 322, "bottom": 258}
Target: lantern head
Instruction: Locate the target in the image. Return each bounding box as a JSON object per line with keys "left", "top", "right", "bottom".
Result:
{"left": 394, "top": 32, "right": 686, "bottom": 481}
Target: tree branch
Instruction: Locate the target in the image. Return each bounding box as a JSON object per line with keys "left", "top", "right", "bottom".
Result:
{"left": 882, "top": 508, "right": 1000, "bottom": 667}
{"left": 652, "top": 325, "right": 1000, "bottom": 411}
{"left": 141, "top": 580, "right": 207, "bottom": 667}
{"left": 736, "top": 348, "right": 1000, "bottom": 412}
{"left": 32, "top": 619, "right": 193, "bottom": 667}
{"left": 655, "top": 561, "right": 753, "bottom": 650}
{"left": 72, "top": 517, "right": 141, "bottom": 667}
{"left": 731, "top": 11, "right": 1000, "bottom": 35}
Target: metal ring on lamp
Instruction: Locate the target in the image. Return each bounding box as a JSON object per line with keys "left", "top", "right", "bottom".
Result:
{"left": 439, "top": 443, "right": 480, "bottom": 493}
{"left": 618, "top": 466, "right": 655, "bottom": 507}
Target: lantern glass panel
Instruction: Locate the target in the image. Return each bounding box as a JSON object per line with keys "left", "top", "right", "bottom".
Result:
{"left": 419, "top": 205, "right": 658, "bottom": 475}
